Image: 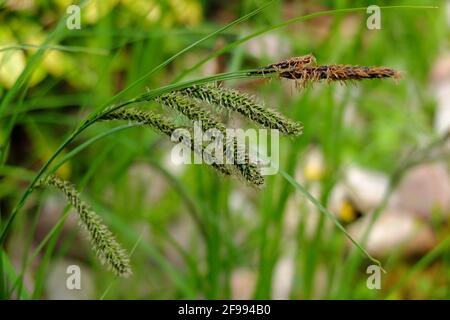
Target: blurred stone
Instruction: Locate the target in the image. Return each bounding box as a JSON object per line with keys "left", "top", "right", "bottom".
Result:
{"left": 329, "top": 182, "right": 348, "bottom": 217}
{"left": 430, "top": 53, "right": 450, "bottom": 135}
{"left": 271, "top": 247, "right": 295, "bottom": 300}
{"left": 345, "top": 166, "right": 389, "bottom": 211}
{"left": 330, "top": 163, "right": 450, "bottom": 221}
{"left": 329, "top": 165, "right": 389, "bottom": 215}
{"left": 348, "top": 210, "right": 436, "bottom": 257}
{"left": 329, "top": 163, "right": 449, "bottom": 257}
{"left": 6, "top": 0, "right": 35, "bottom": 11}
{"left": 312, "top": 265, "right": 328, "bottom": 299}
{"left": 390, "top": 163, "right": 450, "bottom": 219}
{"left": 231, "top": 268, "right": 256, "bottom": 300}
{"left": 229, "top": 189, "right": 256, "bottom": 219}
{"left": 284, "top": 196, "right": 300, "bottom": 236}
{"left": 430, "top": 53, "right": 450, "bottom": 82}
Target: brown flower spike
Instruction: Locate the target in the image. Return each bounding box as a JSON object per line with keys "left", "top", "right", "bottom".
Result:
{"left": 279, "top": 65, "right": 401, "bottom": 88}
{"left": 251, "top": 54, "right": 401, "bottom": 88}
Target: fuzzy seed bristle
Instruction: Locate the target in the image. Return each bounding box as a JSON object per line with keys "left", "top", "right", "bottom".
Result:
{"left": 278, "top": 65, "right": 401, "bottom": 87}
{"left": 101, "top": 108, "right": 233, "bottom": 177}
{"left": 156, "top": 94, "right": 265, "bottom": 187}
{"left": 179, "top": 85, "right": 303, "bottom": 136}
{"left": 251, "top": 55, "right": 401, "bottom": 88}
{"left": 39, "top": 175, "right": 132, "bottom": 277}
{"left": 158, "top": 92, "right": 226, "bottom": 131}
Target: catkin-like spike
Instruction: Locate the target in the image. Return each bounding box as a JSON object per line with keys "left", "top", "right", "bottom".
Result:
{"left": 101, "top": 107, "right": 177, "bottom": 137}
{"left": 250, "top": 54, "right": 400, "bottom": 88}
{"left": 39, "top": 175, "right": 132, "bottom": 277}
{"left": 261, "top": 54, "right": 317, "bottom": 73}
{"left": 278, "top": 65, "right": 400, "bottom": 85}
{"left": 179, "top": 85, "right": 303, "bottom": 136}
{"left": 158, "top": 92, "right": 226, "bottom": 131}
{"left": 252, "top": 63, "right": 401, "bottom": 88}
{"left": 157, "top": 93, "right": 265, "bottom": 187}
{"left": 101, "top": 108, "right": 232, "bottom": 177}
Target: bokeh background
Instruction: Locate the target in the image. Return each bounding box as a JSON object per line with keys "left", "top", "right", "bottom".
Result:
{"left": 1, "top": 0, "right": 449, "bottom": 299}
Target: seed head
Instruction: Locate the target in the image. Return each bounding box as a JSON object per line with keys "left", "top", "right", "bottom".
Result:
{"left": 101, "top": 108, "right": 233, "bottom": 177}
{"left": 39, "top": 175, "right": 132, "bottom": 277}
{"left": 179, "top": 85, "right": 303, "bottom": 136}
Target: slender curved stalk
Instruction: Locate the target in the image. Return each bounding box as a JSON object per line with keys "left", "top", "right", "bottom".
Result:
{"left": 280, "top": 169, "right": 385, "bottom": 270}
{"left": 174, "top": 5, "right": 437, "bottom": 82}
{"left": 0, "top": 70, "right": 270, "bottom": 244}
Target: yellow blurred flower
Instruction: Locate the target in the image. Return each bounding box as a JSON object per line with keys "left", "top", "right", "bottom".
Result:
{"left": 169, "top": 0, "right": 202, "bottom": 26}
{"left": 53, "top": 0, "right": 73, "bottom": 11}
{"left": 85, "top": 0, "right": 120, "bottom": 24}
{"left": 303, "top": 148, "right": 325, "bottom": 181}
{"left": 0, "top": 27, "right": 26, "bottom": 89}
{"left": 339, "top": 200, "right": 357, "bottom": 223}
{"left": 121, "top": 0, "right": 202, "bottom": 26}
{"left": 43, "top": 50, "right": 73, "bottom": 77}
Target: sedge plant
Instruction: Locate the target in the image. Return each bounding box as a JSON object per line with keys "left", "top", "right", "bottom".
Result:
{"left": 19, "top": 53, "right": 399, "bottom": 276}
{"left": 2, "top": 4, "right": 436, "bottom": 297}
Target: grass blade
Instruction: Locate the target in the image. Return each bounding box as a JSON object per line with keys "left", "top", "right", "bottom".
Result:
{"left": 279, "top": 168, "right": 384, "bottom": 271}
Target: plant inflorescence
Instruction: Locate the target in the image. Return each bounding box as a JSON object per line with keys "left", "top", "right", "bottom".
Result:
{"left": 179, "top": 84, "right": 303, "bottom": 136}
{"left": 37, "top": 175, "right": 132, "bottom": 277}
{"left": 252, "top": 54, "right": 401, "bottom": 88}
{"left": 157, "top": 92, "right": 264, "bottom": 187}
{"left": 33, "top": 54, "right": 400, "bottom": 275}
{"left": 100, "top": 108, "right": 233, "bottom": 177}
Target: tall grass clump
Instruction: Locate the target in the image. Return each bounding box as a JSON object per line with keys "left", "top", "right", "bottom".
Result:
{"left": 1, "top": 2, "right": 442, "bottom": 301}
{"left": 11, "top": 54, "right": 399, "bottom": 276}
